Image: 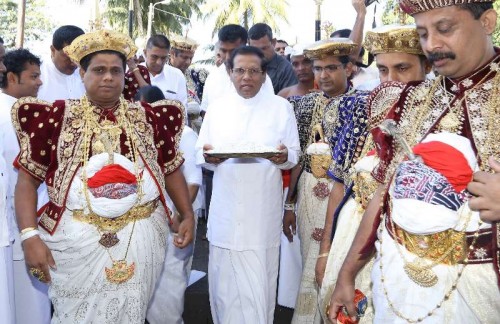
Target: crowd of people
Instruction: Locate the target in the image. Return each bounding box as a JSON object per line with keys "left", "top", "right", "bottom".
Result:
{"left": 0, "top": 0, "right": 500, "bottom": 323}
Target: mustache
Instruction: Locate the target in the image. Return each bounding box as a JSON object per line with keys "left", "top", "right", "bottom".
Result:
{"left": 427, "top": 52, "right": 456, "bottom": 64}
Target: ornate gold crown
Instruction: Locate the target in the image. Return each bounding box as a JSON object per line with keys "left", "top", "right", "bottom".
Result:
{"left": 399, "top": 0, "right": 495, "bottom": 15}
{"left": 364, "top": 25, "right": 424, "bottom": 55}
{"left": 170, "top": 35, "right": 198, "bottom": 52}
{"left": 304, "top": 38, "right": 358, "bottom": 60}
{"left": 64, "top": 30, "right": 137, "bottom": 64}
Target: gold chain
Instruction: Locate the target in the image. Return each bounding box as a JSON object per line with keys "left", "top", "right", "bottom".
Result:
{"left": 79, "top": 95, "right": 145, "bottom": 283}
{"left": 378, "top": 188, "right": 483, "bottom": 322}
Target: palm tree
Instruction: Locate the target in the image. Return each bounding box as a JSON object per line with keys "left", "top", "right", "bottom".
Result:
{"left": 201, "top": 0, "right": 289, "bottom": 37}
{"left": 105, "top": 0, "right": 203, "bottom": 37}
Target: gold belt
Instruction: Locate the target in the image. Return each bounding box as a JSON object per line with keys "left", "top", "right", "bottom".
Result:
{"left": 73, "top": 198, "right": 159, "bottom": 232}
{"left": 392, "top": 224, "right": 467, "bottom": 265}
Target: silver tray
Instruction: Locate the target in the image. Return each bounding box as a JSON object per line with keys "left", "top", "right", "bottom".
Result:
{"left": 205, "top": 151, "right": 282, "bottom": 159}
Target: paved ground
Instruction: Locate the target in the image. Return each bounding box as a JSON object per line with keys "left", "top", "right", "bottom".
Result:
{"left": 183, "top": 218, "right": 294, "bottom": 324}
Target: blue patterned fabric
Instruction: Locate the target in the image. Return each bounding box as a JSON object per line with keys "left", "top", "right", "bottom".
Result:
{"left": 393, "top": 160, "right": 468, "bottom": 211}
{"left": 188, "top": 67, "right": 208, "bottom": 102}
{"left": 289, "top": 92, "right": 331, "bottom": 173}
{"left": 322, "top": 90, "right": 370, "bottom": 184}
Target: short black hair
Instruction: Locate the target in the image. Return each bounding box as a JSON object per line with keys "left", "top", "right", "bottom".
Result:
{"left": 1, "top": 48, "right": 41, "bottom": 88}
{"left": 52, "top": 25, "right": 84, "bottom": 50}
{"left": 338, "top": 55, "right": 351, "bottom": 65}
{"left": 171, "top": 48, "right": 189, "bottom": 56}
{"left": 79, "top": 50, "right": 127, "bottom": 72}
{"left": 228, "top": 46, "right": 268, "bottom": 72}
{"left": 458, "top": 3, "right": 494, "bottom": 19}
{"left": 218, "top": 24, "right": 248, "bottom": 44}
{"left": 330, "top": 29, "right": 351, "bottom": 38}
{"left": 276, "top": 39, "right": 288, "bottom": 45}
{"left": 135, "top": 85, "right": 165, "bottom": 103}
{"left": 146, "top": 34, "right": 171, "bottom": 50}
{"left": 248, "top": 23, "right": 273, "bottom": 41}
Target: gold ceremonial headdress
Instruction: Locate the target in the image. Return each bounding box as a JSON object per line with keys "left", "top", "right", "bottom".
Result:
{"left": 399, "top": 0, "right": 495, "bottom": 15}
{"left": 170, "top": 35, "right": 198, "bottom": 52}
{"left": 64, "top": 30, "right": 137, "bottom": 64}
{"left": 304, "top": 38, "right": 358, "bottom": 60}
{"left": 364, "top": 25, "right": 424, "bottom": 55}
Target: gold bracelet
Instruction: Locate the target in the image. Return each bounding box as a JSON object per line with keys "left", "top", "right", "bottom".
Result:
{"left": 317, "top": 252, "right": 329, "bottom": 259}
{"left": 20, "top": 226, "right": 37, "bottom": 235}
{"left": 131, "top": 67, "right": 139, "bottom": 73}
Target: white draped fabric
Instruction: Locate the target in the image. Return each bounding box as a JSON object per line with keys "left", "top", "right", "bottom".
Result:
{"left": 277, "top": 188, "right": 302, "bottom": 309}
{"left": 45, "top": 153, "right": 168, "bottom": 323}
{"left": 372, "top": 192, "right": 500, "bottom": 322}
{"left": 319, "top": 155, "right": 378, "bottom": 322}
{"left": 208, "top": 245, "right": 279, "bottom": 324}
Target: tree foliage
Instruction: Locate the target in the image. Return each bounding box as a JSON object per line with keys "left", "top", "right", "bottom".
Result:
{"left": 201, "top": 0, "right": 288, "bottom": 37}
{"left": 0, "top": 0, "right": 55, "bottom": 48}
{"left": 105, "top": 0, "right": 203, "bottom": 38}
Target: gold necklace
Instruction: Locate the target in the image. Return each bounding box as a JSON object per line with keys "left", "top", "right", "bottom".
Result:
{"left": 80, "top": 95, "right": 144, "bottom": 283}
{"left": 104, "top": 220, "right": 137, "bottom": 284}
{"left": 383, "top": 64, "right": 498, "bottom": 184}
{"left": 378, "top": 188, "right": 483, "bottom": 322}
{"left": 482, "top": 71, "right": 500, "bottom": 173}
{"left": 438, "top": 77, "right": 465, "bottom": 133}
{"left": 387, "top": 193, "right": 473, "bottom": 288}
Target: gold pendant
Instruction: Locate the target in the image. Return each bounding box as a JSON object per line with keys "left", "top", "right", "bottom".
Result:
{"left": 439, "top": 111, "right": 460, "bottom": 132}
{"left": 105, "top": 260, "right": 135, "bottom": 284}
{"left": 403, "top": 259, "right": 438, "bottom": 287}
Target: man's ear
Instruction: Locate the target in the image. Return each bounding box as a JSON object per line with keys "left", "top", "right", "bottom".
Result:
{"left": 480, "top": 8, "right": 498, "bottom": 35}
{"left": 6, "top": 71, "right": 18, "bottom": 85}
{"left": 79, "top": 68, "right": 85, "bottom": 79}
{"left": 271, "top": 38, "right": 277, "bottom": 47}
{"left": 50, "top": 45, "right": 56, "bottom": 58}
{"left": 344, "top": 61, "right": 354, "bottom": 78}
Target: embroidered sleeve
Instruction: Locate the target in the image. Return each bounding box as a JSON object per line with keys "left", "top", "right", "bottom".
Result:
{"left": 144, "top": 100, "right": 185, "bottom": 175}
{"left": 124, "top": 65, "right": 151, "bottom": 101}
{"left": 11, "top": 97, "right": 65, "bottom": 181}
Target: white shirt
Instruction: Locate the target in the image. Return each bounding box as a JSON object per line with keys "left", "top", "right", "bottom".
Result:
{"left": 195, "top": 90, "right": 300, "bottom": 250}
{"left": 0, "top": 92, "right": 19, "bottom": 244}
{"left": 0, "top": 92, "right": 50, "bottom": 259}
{"left": 0, "top": 130, "right": 9, "bottom": 247}
{"left": 142, "top": 63, "right": 188, "bottom": 109}
{"left": 179, "top": 127, "right": 203, "bottom": 211}
{"left": 200, "top": 64, "right": 275, "bottom": 112}
{"left": 37, "top": 58, "right": 85, "bottom": 102}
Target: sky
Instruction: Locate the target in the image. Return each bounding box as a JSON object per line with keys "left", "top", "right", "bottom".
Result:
{"left": 38, "top": 0, "right": 383, "bottom": 61}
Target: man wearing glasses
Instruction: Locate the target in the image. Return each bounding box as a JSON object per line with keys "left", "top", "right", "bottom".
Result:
{"left": 282, "top": 38, "right": 370, "bottom": 323}
{"left": 196, "top": 46, "right": 300, "bottom": 324}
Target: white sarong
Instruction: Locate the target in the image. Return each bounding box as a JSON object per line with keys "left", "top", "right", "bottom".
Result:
{"left": 44, "top": 153, "right": 168, "bottom": 323}
{"left": 208, "top": 244, "right": 279, "bottom": 324}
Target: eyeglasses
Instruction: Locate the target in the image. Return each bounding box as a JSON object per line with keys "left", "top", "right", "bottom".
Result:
{"left": 231, "top": 68, "right": 264, "bottom": 77}
{"left": 312, "top": 64, "right": 344, "bottom": 73}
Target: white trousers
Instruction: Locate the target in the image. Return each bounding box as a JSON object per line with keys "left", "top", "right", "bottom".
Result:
{"left": 147, "top": 220, "right": 197, "bottom": 324}
{"left": 209, "top": 245, "right": 279, "bottom": 324}
{"left": 13, "top": 247, "right": 51, "bottom": 324}
{"left": 0, "top": 245, "right": 15, "bottom": 324}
